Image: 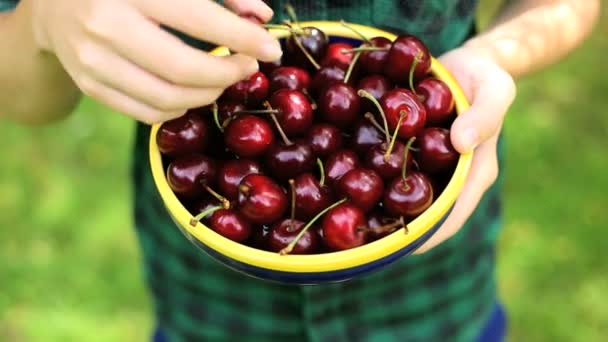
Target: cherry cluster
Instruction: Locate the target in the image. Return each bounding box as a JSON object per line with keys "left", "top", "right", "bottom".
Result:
{"left": 156, "top": 19, "right": 458, "bottom": 255}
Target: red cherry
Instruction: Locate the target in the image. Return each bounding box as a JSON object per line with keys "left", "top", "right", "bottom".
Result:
{"left": 269, "top": 67, "right": 311, "bottom": 93}
{"left": 265, "top": 142, "right": 315, "bottom": 181}
{"left": 216, "top": 101, "right": 246, "bottom": 127}
{"left": 321, "top": 42, "right": 354, "bottom": 70}
{"left": 237, "top": 174, "right": 287, "bottom": 224}
{"left": 319, "top": 83, "right": 361, "bottom": 128}
{"left": 188, "top": 196, "right": 220, "bottom": 219}
{"left": 268, "top": 89, "right": 314, "bottom": 136}
{"left": 360, "top": 37, "right": 392, "bottom": 74}
{"left": 291, "top": 173, "right": 334, "bottom": 220}
{"left": 357, "top": 74, "right": 393, "bottom": 113}
{"left": 157, "top": 110, "right": 209, "bottom": 157}
{"left": 307, "top": 123, "right": 344, "bottom": 157}
{"left": 381, "top": 88, "right": 427, "bottom": 139}
{"left": 321, "top": 203, "right": 367, "bottom": 251}
{"left": 167, "top": 154, "right": 217, "bottom": 199}
{"left": 351, "top": 118, "right": 384, "bottom": 155}
{"left": 365, "top": 141, "right": 414, "bottom": 181}
{"left": 221, "top": 71, "right": 269, "bottom": 106}
{"left": 285, "top": 27, "right": 328, "bottom": 71}
{"left": 325, "top": 150, "right": 361, "bottom": 186}
{"left": 336, "top": 168, "right": 384, "bottom": 213}
{"left": 268, "top": 219, "right": 320, "bottom": 254}
{"left": 383, "top": 171, "right": 434, "bottom": 217}
{"left": 224, "top": 115, "right": 274, "bottom": 157}
{"left": 217, "top": 159, "right": 262, "bottom": 200}
{"left": 416, "top": 127, "right": 459, "bottom": 174}
{"left": 384, "top": 35, "right": 431, "bottom": 84}
{"left": 415, "top": 78, "right": 455, "bottom": 126}
{"left": 260, "top": 58, "right": 282, "bottom": 75}
{"left": 310, "top": 65, "right": 345, "bottom": 97}
{"left": 209, "top": 209, "right": 252, "bottom": 242}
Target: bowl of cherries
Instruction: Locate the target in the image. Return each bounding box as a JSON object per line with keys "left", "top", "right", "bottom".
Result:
{"left": 148, "top": 19, "right": 472, "bottom": 284}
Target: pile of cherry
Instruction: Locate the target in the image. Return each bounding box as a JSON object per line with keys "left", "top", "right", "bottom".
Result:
{"left": 157, "top": 19, "right": 459, "bottom": 255}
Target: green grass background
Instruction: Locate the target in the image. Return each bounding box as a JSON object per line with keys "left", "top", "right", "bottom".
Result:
{"left": 1, "top": 1, "right": 606, "bottom": 341}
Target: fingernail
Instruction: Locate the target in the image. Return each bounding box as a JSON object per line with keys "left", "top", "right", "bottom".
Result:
{"left": 461, "top": 128, "right": 479, "bottom": 152}
{"left": 246, "top": 59, "right": 259, "bottom": 75}
{"left": 260, "top": 40, "right": 283, "bottom": 61}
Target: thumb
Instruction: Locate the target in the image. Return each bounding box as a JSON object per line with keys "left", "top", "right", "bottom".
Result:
{"left": 450, "top": 69, "right": 516, "bottom": 153}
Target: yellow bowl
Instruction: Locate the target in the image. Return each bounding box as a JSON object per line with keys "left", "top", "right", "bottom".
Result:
{"left": 149, "top": 21, "right": 472, "bottom": 284}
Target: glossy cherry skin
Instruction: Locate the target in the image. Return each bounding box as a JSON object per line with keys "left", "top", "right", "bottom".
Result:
{"left": 416, "top": 127, "right": 459, "bottom": 174}
{"left": 384, "top": 35, "right": 431, "bottom": 84}
{"left": 321, "top": 203, "right": 367, "bottom": 251}
{"left": 307, "top": 124, "right": 343, "bottom": 157}
{"left": 224, "top": 115, "right": 274, "bottom": 158}
{"left": 336, "top": 168, "right": 384, "bottom": 213}
{"left": 416, "top": 78, "right": 455, "bottom": 126}
{"left": 217, "top": 159, "right": 262, "bottom": 200}
{"left": 260, "top": 58, "right": 282, "bottom": 75}
{"left": 188, "top": 196, "right": 220, "bottom": 219}
{"left": 221, "top": 71, "right": 269, "bottom": 106}
{"left": 319, "top": 83, "right": 361, "bottom": 128}
{"left": 292, "top": 173, "right": 334, "bottom": 220}
{"left": 167, "top": 154, "right": 217, "bottom": 199}
{"left": 269, "top": 67, "right": 311, "bottom": 93}
{"left": 269, "top": 89, "right": 313, "bottom": 136}
{"left": 325, "top": 150, "right": 361, "bottom": 186}
{"left": 383, "top": 171, "right": 434, "bottom": 217}
{"left": 265, "top": 142, "right": 315, "bottom": 181}
{"left": 237, "top": 174, "right": 288, "bottom": 224}
{"left": 357, "top": 74, "right": 393, "bottom": 113}
{"left": 360, "top": 37, "right": 392, "bottom": 74}
{"left": 381, "top": 88, "right": 427, "bottom": 139}
{"left": 209, "top": 209, "right": 251, "bottom": 243}
{"left": 157, "top": 110, "right": 209, "bottom": 157}
{"left": 310, "top": 65, "right": 345, "bottom": 97}
{"left": 351, "top": 119, "right": 384, "bottom": 155}
{"left": 285, "top": 27, "right": 329, "bottom": 70}
{"left": 321, "top": 42, "right": 354, "bottom": 70}
{"left": 268, "top": 219, "right": 320, "bottom": 254}
{"left": 217, "top": 101, "right": 246, "bottom": 126}
{"left": 365, "top": 141, "right": 414, "bottom": 180}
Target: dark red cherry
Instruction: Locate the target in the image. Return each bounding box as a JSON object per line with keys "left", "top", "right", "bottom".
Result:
{"left": 285, "top": 27, "right": 329, "bottom": 70}
{"left": 157, "top": 110, "right": 209, "bottom": 157}
{"left": 209, "top": 209, "right": 251, "bottom": 243}
{"left": 325, "top": 150, "right": 361, "bottom": 186}
{"left": 265, "top": 142, "right": 315, "bottom": 181}
{"left": 321, "top": 203, "right": 366, "bottom": 251}
{"left": 319, "top": 83, "right": 361, "bottom": 128}
{"left": 365, "top": 141, "right": 414, "bottom": 180}
{"left": 221, "top": 71, "right": 269, "bottom": 106}
{"left": 307, "top": 124, "right": 344, "bottom": 157}
{"left": 224, "top": 115, "right": 274, "bottom": 157}
{"left": 383, "top": 171, "right": 434, "bottom": 217}
{"left": 416, "top": 127, "right": 459, "bottom": 174}
{"left": 360, "top": 37, "right": 392, "bottom": 74}
{"left": 217, "top": 159, "right": 262, "bottom": 200}
{"left": 381, "top": 88, "right": 427, "bottom": 139}
{"left": 351, "top": 119, "right": 384, "bottom": 155}
{"left": 269, "top": 89, "right": 313, "bottom": 136}
{"left": 384, "top": 35, "right": 431, "bottom": 84}
{"left": 269, "top": 67, "right": 311, "bottom": 93}
{"left": 321, "top": 42, "right": 354, "bottom": 70}
{"left": 188, "top": 196, "right": 220, "bottom": 219}
{"left": 167, "top": 154, "right": 217, "bottom": 199}
{"left": 310, "top": 65, "right": 345, "bottom": 97}
{"left": 268, "top": 219, "right": 320, "bottom": 254}
{"left": 292, "top": 173, "right": 334, "bottom": 220}
{"left": 365, "top": 212, "right": 395, "bottom": 241}
{"left": 357, "top": 75, "right": 392, "bottom": 113}
{"left": 216, "top": 101, "right": 246, "bottom": 127}
{"left": 260, "top": 58, "right": 282, "bottom": 75}
{"left": 415, "top": 78, "right": 455, "bottom": 126}
{"left": 336, "top": 168, "right": 384, "bottom": 213}
{"left": 237, "top": 174, "right": 288, "bottom": 224}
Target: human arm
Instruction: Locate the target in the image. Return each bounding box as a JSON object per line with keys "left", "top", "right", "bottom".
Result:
{"left": 0, "top": 0, "right": 282, "bottom": 125}
{"left": 415, "top": 0, "right": 600, "bottom": 253}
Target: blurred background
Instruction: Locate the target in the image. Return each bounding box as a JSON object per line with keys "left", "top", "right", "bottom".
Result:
{"left": 1, "top": 1, "right": 606, "bottom": 341}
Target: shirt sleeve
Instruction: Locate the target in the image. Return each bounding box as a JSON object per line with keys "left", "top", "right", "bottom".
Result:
{"left": 0, "top": 0, "right": 18, "bottom": 12}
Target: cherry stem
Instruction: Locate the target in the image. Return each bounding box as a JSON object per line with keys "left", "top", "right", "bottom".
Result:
{"left": 358, "top": 90, "right": 390, "bottom": 145}
{"left": 189, "top": 205, "right": 222, "bottom": 227}
{"left": 384, "top": 110, "right": 408, "bottom": 162}
{"left": 288, "top": 179, "right": 296, "bottom": 222}
{"left": 233, "top": 109, "right": 280, "bottom": 115}
{"left": 204, "top": 185, "right": 231, "bottom": 209}
{"left": 343, "top": 51, "right": 361, "bottom": 84}
{"left": 339, "top": 20, "right": 371, "bottom": 44}
{"left": 238, "top": 184, "right": 250, "bottom": 195}
{"left": 211, "top": 102, "right": 223, "bottom": 132}
{"left": 292, "top": 33, "right": 321, "bottom": 70}
{"left": 409, "top": 51, "right": 423, "bottom": 95}
{"left": 264, "top": 101, "right": 293, "bottom": 145}
{"left": 401, "top": 136, "right": 417, "bottom": 185}
{"left": 284, "top": 4, "right": 299, "bottom": 27}
{"left": 357, "top": 217, "right": 405, "bottom": 234}
{"left": 364, "top": 112, "right": 388, "bottom": 135}
{"left": 262, "top": 24, "right": 305, "bottom": 35}
{"left": 342, "top": 46, "right": 389, "bottom": 54}
{"left": 280, "top": 198, "right": 348, "bottom": 255}
{"left": 316, "top": 158, "right": 325, "bottom": 187}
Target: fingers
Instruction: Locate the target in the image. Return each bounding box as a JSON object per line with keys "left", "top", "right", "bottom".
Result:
{"left": 413, "top": 135, "right": 500, "bottom": 254}
{"left": 223, "top": 0, "right": 274, "bottom": 22}
{"left": 136, "top": 0, "right": 282, "bottom": 62}
{"left": 85, "top": 6, "right": 259, "bottom": 88}
{"left": 450, "top": 69, "right": 516, "bottom": 153}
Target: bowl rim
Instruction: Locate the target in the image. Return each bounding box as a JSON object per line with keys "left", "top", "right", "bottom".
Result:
{"left": 148, "top": 21, "right": 472, "bottom": 273}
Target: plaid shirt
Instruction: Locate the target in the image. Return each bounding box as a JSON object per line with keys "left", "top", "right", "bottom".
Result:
{"left": 1, "top": 0, "right": 506, "bottom": 341}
